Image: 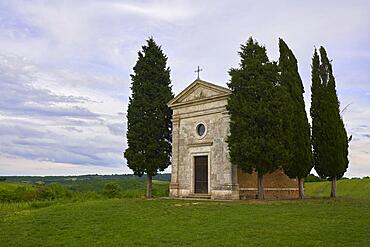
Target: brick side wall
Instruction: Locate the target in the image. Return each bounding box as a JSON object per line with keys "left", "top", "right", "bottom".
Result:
{"left": 238, "top": 168, "right": 299, "bottom": 199}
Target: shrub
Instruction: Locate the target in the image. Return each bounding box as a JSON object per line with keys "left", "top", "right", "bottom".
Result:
{"left": 14, "top": 186, "right": 37, "bottom": 201}
{"left": 103, "top": 182, "right": 121, "bottom": 198}
{"left": 36, "top": 184, "right": 70, "bottom": 200}
{"left": 0, "top": 189, "right": 14, "bottom": 202}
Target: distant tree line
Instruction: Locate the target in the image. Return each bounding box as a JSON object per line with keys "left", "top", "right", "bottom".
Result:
{"left": 0, "top": 174, "right": 171, "bottom": 185}
{"left": 0, "top": 179, "right": 170, "bottom": 203}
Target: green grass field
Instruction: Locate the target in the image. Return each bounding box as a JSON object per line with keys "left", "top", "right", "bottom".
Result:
{"left": 1, "top": 198, "right": 369, "bottom": 246}
{"left": 1, "top": 179, "right": 369, "bottom": 246}
{"left": 305, "top": 179, "right": 370, "bottom": 199}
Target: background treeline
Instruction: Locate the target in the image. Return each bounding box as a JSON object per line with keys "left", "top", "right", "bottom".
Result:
{"left": 0, "top": 177, "right": 169, "bottom": 203}
{"left": 1, "top": 173, "right": 170, "bottom": 185}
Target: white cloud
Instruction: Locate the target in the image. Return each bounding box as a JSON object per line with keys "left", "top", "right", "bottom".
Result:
{"left": 0, "top": 157, "right": 129, "bottom": 176}
{"left": 0, "top": 0, "right": 369, "bottom": 176}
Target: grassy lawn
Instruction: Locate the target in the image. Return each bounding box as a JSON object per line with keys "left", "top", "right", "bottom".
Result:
{"left": 305, "top": 179, "right": 370, "bottom": 199}
{"left": 1, "top": 198, "right": 369, "bottom": 246}
{"left": 1, "top": 179, "right": 369, "bottom": 246}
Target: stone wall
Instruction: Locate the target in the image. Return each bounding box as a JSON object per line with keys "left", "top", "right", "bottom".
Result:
{"left": 171, "top": 98, "right": 238, "bottom": 199}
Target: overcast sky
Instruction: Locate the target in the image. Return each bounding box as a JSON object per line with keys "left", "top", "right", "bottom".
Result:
{"left": 0, "top": 0, "right": 369, "bottom": 177}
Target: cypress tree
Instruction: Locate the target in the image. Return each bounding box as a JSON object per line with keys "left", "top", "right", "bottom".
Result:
{"left": 124, "top": 37, "right": 174, "bottom": 198}
{"left": 310, "top": 47, "right": 349, "bottom": 198}
{"left": 227, "top": 37, "right": 288, "bottom": 200}
{"left": 278, "top": 38, "right": 313, "bottom": 199}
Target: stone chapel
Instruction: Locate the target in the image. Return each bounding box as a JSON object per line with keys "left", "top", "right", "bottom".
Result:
{"left": 168, "top": 79, "right": 299, "bottom": 200}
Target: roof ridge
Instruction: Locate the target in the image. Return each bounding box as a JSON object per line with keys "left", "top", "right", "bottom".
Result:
{"left": 168, "top": 79, "right": 230, "bottom": 107}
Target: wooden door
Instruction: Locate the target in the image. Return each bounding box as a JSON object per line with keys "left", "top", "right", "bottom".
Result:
{"left": 194, "top": 156, "right": 208, "bottom": 194}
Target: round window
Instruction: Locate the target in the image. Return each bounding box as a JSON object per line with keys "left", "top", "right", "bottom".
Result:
{"left": 196, "top": 123, "right": 206, "bottom": 136}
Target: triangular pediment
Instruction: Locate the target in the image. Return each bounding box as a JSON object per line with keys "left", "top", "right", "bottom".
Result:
{"left": 168, "top": 79, "right": 231, "bottom": 107}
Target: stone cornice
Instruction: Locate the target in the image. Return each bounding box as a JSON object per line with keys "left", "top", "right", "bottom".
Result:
{"left": 173, "top": 105, "right": 229, "bottom": 119}
{"left": 170, "top": 94, "right": 230, "bottom": 109}
{"left": 188, "top": 141, "right": 213, "bottom": 147}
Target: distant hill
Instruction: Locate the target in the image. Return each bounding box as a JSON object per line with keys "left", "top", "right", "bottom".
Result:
{"left": 0, "top": 173, "right": 171, "bottom": 185}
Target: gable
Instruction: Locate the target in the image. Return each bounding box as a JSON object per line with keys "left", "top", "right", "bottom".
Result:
{"left": 168, "top": 79, "right": 231, "bottom": 108}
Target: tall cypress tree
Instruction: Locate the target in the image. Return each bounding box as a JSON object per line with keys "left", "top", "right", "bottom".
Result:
{"left": 227, "top": 37, "right": 288, "bottom": 200}
{"left": 278, "top": 38, "right": 313, "bottom": 199}
{"left": 124, "top": 37, "right": 174, "bottom": 198}
{"left": 310, "top": 47, "right": 349, "bottom": 198}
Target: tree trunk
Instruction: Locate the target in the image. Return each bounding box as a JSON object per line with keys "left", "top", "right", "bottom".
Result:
{"left": 330, "top": 176, "right": 337, "bottom": 198}
{"left": 146, "top": 175, "right": 153, "bottom": 199}
{"left": 257, "top": 172, "right": 265, "bottom": 200}
{"left": 298, "top": 177, "right": 304, "bottom": 199}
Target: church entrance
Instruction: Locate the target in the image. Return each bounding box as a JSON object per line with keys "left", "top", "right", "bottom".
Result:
{"left": 194, "top": 156, "right": 208, "bottom": 194}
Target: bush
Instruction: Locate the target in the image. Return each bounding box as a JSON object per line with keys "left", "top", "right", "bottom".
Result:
{"left": 103, "top": 182, "right": 121, "bottom": 198}
{"left": 36, "top": 184, "right": 70, "bottom": 200}
{"left": 0, "top": 189, "right": 14, "bottom": 202}
{"left": 0, "top": 186, "right": 37, "bottom": 202}
{"left": 14, "top": 186, "right": 38, "bottom": 201}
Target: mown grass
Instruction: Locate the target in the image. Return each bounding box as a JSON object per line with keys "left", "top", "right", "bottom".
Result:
{"left": 0, "top": 198, "right": 369, "bottom": 246}
{"left": 1, "top": 179, "right": 369, "bottom": 246}
{"left": 305, "top": 178, "right": 370, "bottom": 199}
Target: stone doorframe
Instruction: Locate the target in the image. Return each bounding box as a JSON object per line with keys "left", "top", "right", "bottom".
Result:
{"left": 190, "top": 151, "right": 211, "bottom": 195}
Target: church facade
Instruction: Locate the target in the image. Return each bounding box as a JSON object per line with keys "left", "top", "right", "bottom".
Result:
{"left": 168, "top": 79, "right": 299, "bottom": 200}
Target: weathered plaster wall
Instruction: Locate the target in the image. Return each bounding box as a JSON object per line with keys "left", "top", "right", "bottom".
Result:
{"left": 170, "top": 96, "right": 238, "bottom": 200}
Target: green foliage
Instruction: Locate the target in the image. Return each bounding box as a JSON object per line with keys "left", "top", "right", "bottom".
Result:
{"left": 0, "top": 179, "right": 170, "bottom": 203}
{"left": 14, "top": 186, "right": 38, "bottom": 201}
{"left": 0, "top": 185, "right": 37, "bottom": 202}
{"left": 124, "top": 37, "right": 174, "bottom": 182}
{"left": 36, "top": 183, "right": 71, "bottom": 200}
{"left": 1, "top": 198, "right": 369, "bottom": 246}
{"left": 227, "top": 37, "right": 288, "bottom": 175}
{"left": 305, "top": 174, "right": 326, "bottom": 183}
{"left": 103, "top": 182, "right": 121, "bottom": 198}
{"left": 310, "top": 47, "right": 349, "bottom": 180}
{"left": 278, "top": 38, "right": 313, "bottom": 179}
{"left": 0, "top": 183, "right": 70, "bottom": 202}
{"left": 1, "top": 174, "right": 171, "bottom": 184}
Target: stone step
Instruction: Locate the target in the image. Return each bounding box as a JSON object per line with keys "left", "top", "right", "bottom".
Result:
{"left": 185, "top": 194, "right": 211, "bottom": 199}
